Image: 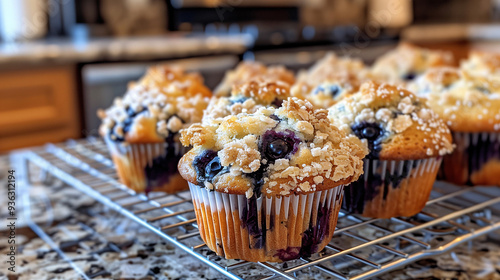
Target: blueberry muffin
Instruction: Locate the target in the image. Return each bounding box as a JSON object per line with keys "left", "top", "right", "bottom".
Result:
{"left": 98, "top": 65, "right": 212, "bottom": 194}
{"left": 460, "top": 50, "right": 500, "bottom": 78}
{"left": 410, "top": 67, "right": 500, "bottom": 186}
{"left": 329, "top": 81, "right": 454, "bottom": 218}
{"left": 202, "top": 78, "right": 291, "bottom": 124}
{"left": 371, "top": 43, "right": 454, "bottom": 83}
{"left": 291, "top": 52, "right": 373, "bottom": 108}
{"left": 214, "top": 61, "right": 295, "bottom": 97}
{"left": 178, "top": 97, "right": 367, "bottom": 262}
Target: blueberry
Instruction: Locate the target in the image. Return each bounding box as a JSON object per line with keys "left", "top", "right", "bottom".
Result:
{"left": 122, "top": 118, "right": 133, "bottom": 134}
{"left": 242, "top": 130, "right": 300, "bottom": 197}
{"left": 144, "top": 145, "right": 182, "bottom": 194}
{"left": 193, "top": 150, "right": 217, "bottom": 181}
{"left": 313, "top": 85, "right": 340, "bottom": 97}
{"left": 193, "top": 150, "right": 228, "bottom": 183}
{"left": 475, "top": 86, "right": 490, "bottom": 94}
{"left": 269, "top": 114, "right": 280, "bottom": 121}
{"left": 271, "top": 98, "right": 284, "bottom": 107}
{"left": 299, "top": 204, "right": 331, "bottom": 257}
{"left": 361, "top": 126, "right": 380, "bottom": 140}
{"left": 352, "top": 122, "right": 383, "bottom": 141}
{"left": 260, "top": 130, "right": 300, "bottom": 162}
{"left": 268, "top": 139, "right": 289, "bottom": 159}
{"left": 109, "top": 106, "right": 148, "bottom": 142}
{"left": 230, "top": 97, "right": 248, "bottom": 105}
{"left": 351, "top": 122, "right": 385, "bottom": 159}
{"left": 126, "top": 106, "right": 136, "bottom": 117}
{"left": 275, "top": 247, "right": 300, "bottom": 261}
{"left": 403, "top": 72, "right": 416, "bottom": 81}
{"left": 205, "top": 156, "right": 223, "bottom": 181}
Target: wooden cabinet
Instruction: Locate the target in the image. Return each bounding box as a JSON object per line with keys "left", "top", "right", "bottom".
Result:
{"left": 0, "top": 65, "right": 81, "bottom": 152}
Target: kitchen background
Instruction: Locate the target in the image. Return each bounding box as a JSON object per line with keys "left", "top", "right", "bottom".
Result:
{"left": 1, "top": 1, "right": 500, "bottom": 280}
{"left": 1, "top": 0, "right": 500, "bottom": 153}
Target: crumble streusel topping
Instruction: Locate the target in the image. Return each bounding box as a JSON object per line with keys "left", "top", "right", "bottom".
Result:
{"left": 409, "top": 67, "right": 500, "bottom": 132}
{"left": 98, "top": 66, "right": 211, "bottom": 143}
{"left": 328, "top": 81, "right": 454, "bottom": 159}
{"left": 213, "top": 61, "right": 295, "bottom": 97}
{"left": 179, "top": 97, "right": 367, "bottom": 197}
{"left": 202, "top": 78, "right": 291, "bottom": 124}
{"left": 291, "top": 52, "right": 373, "bottom": 108}
{"left": 371, "top": 43, "right": 454, "bottom": 83}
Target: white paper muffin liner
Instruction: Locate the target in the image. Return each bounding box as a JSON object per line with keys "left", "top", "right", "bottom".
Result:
{"left": 188, "top": 182, "right": 344, "bottom": 262}
{"left": 105, "top": 137, "right": 188, "bottom": 193}
{"left": 441, "top": 131, "right": 500, "bottom": 186}
{"left": 343, "top": 157, "right": 442, "bottom": 218}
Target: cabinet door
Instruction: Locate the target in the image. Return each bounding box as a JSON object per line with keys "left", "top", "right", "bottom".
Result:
{"left": 0, "top": 65, "right": 80, "bottom": 152}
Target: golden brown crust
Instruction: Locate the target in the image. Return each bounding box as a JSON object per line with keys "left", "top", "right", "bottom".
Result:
{"left": 380, "top": 126, "right": 450, "bottom": 160}
{"left": 409, "top": 67, "right": 500, "bottom": 132}
{"left": 98, "top": 65, "right": 212, "bottom": 143}
{"left": 178, "top": 148, "right": 199, "bottom": 183}
{"left": 233, "top": 78, "right": 290, "bottom": 104}
{"left": 291, "top": 52, "right": 374, "bottom": 108}
{"left": 138, "top": 64, "right": 212, "bottom": 98}
{"left": 329, "top": 81, "right": 454, "bottom": 160}
{"left": 202, "top": 79, "right": 292, "bottom": 124}
{"left": 461, "top": 50, "right": 500, "bottom": 77}
{"left": 214, "top": 61, "right": 295, "bottom": 97}
{"left": 371, "top": 42, "right": 454, "bottom": 83}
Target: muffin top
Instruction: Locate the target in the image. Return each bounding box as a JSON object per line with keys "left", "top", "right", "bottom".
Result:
{"left": 328, "top": 81, "right": 454, "bottom": 160}
{"left": 98, "top": 66, "right": 212, "bottom": 143}
{"left": 179, "top": 97, "right": 367, "bottom": 198}
{"left": 371, "top": 43, "right": 454, "bottom": 83}
{"left": 136, "top": 65, "right": 212, "bottom": 97}
{"left": 460, "top": 51, "right": 500, "bottom": 78}
{"left": 409, "top": 67, "right": 500, "bottom": 132}
{"left": 213, "top": 61, "right": 295, "bottom": 97}
{"left": 202, "top": 78, "right": 291, "bottom": 124}
{"left": 291, "top": 53, "right": 372, "bottom": 108}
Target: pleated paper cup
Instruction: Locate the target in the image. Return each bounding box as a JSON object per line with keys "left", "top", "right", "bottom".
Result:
{"left": 343, "top": 157, "right": 442, "bottom": 219}
{"left": 105, "top": 138, "right": 189, "bottom": 194}
{"left": 188, "top": 182, "right": 344, "bottom": 262}
{"left": 441, "top": 132, "right": 500, "bottom": 186}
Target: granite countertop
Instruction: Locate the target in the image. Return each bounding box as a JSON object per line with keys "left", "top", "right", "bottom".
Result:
{"left": 0, "top": 156, "right": 499, "bottom": 280}
{"left": 0, "top": 34, "right": 253, "bottom": 65}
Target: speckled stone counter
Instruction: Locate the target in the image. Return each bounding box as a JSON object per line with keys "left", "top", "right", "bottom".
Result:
{"left": 0, "top": 157, "right": 499, "bottom": 280}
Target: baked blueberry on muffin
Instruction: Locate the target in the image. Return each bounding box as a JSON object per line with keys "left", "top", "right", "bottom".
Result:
{"left": 202, "top": 78, "right": 291, "bottom": 124}
{"left": 371, "top": 43, "right": 454, "bottom": 83}
{"left": 410, "top": 67, "right": 500, "bottom": 186}
{"left": 460, "top": 51, "right": 500, "bottom": 78}
{"left": 178, "top": 97, "right": 367, "bottom": 262}
{"left": 329, "top": 81, "right": 454, "bottom": 218}
{"left": 98, "top": 65, "right": 212, "bottom": 194}
{"left": 213, "top": 61, "right": 295, "bottom": 97}
{"left": 291, "top": 52, "right": 373, "bottom": 108}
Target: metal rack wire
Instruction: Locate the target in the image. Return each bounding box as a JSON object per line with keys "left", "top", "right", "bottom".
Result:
{"left": 12, "top": 138, "right": 500, "bottom": 280}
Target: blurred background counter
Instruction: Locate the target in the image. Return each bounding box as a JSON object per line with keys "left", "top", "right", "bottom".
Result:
{"left": 0, "top": 35, "right": 252, "bottom": 65}
{"left": 1, "top": 0, "right": 500, "bottom": 153}
{"left": 0, "top": 34, "right": 251, "bottom": 153}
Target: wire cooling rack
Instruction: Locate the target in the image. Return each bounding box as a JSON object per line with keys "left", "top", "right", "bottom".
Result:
{"left": 12, "top": 138, "right": 500, "bottom": 280}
